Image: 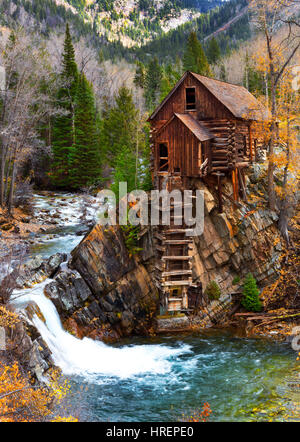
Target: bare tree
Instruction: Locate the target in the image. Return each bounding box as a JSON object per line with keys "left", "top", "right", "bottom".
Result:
{"left": 0, "top": 28, "right": 59, "bottom": 213}
{"left": 249, "top": 0, "right": 300, "bottom": 210}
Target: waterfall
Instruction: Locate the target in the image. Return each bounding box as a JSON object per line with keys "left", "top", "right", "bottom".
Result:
{"left": 11, "top": 281, "right": 191, "bottom": 380}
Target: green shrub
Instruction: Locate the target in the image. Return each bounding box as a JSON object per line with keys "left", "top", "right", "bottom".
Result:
{"left": 232, "top": 275, "right": 241, "bottom": 285}
{"left": 121, "top": 223, "right": 142, "bottom": 256}
{"left": 241, "top": 273, "right": 262, "bottom": 312}
{"left": 204, "top": 281, "right": 221, "bottom": 301}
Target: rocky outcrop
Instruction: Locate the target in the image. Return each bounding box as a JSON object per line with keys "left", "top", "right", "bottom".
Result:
{"left": 4, "top": 318, "right": 54, "bottom": 382}
{"left": 15, "top": 253, "right": 67, "bottom": 288}
{"left": 42, "top": 225, "right": 159, "bottom": 341}
{"left": 44, "top": 269, "right": 93, "bottom": 316}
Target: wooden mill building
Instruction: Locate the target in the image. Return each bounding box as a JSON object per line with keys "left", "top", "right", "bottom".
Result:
{"left": 148, "top": 71, "right": 269, "bottom": 313}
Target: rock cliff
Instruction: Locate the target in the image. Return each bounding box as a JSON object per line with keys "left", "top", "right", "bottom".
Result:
{"left": 45, "top": 177, "right": 282, "bottom": 339}
{"left": 43, "top": 225, "right": 159, "bottom": 341}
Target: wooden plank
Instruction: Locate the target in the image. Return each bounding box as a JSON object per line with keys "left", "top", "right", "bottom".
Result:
{"left": 164, "top": 239, "right": 193, "bottom": 245}
{"left": 154, "top": 232, "right": 165, "bottom": 241}
{"left": 164, "top": 229, "right": 191, "bottom": 234}
{"left": 162, "top": 256, "right": 190, "bottom": 260}
{"left": 162, "top": 280, "right": 192, "bottom": 287}
{"left": 162, "top": 270, "right": 192, "bottom": 277}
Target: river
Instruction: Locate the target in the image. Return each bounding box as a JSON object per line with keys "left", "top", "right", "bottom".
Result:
{"left": 10, "top": 192, "right": 300, "bottom": 422}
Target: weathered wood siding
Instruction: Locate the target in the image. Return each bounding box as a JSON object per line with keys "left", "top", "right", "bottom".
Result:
{"left": 155, "top": 117, "right": 204, "bottom": 177}
{"left": 152, "top": 72, "right": 233, "bottom": 125}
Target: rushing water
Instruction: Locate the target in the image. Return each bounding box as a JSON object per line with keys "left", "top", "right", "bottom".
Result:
{"left": 10, "top": 192, "right": 300, "bottom": 422}
{"left": 28, "top": 191, "right": 99, "bottom": 259}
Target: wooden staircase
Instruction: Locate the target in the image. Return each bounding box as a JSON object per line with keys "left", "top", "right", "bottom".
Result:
{"left": 153, "top": 175, "right": 195, "bottom": 313}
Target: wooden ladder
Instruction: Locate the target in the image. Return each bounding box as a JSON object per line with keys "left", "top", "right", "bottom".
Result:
{"left": 154, "top": 175, "right": 195, "bottom": 313}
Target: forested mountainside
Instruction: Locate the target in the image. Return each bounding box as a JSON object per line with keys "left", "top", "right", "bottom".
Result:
{"left": 0, "top": 0, "right": 250, "bottom": 59}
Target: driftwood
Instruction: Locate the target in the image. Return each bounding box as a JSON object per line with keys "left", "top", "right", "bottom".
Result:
{"left": 234, "top": 311, "right": 300, "bottom": 331}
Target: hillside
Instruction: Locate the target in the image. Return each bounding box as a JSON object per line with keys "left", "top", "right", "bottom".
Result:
{"left": 0, "top": 0, "right": 224, "bottom": 47}
{"left": 0, "top": 0, "right": 250, "bottom": 60}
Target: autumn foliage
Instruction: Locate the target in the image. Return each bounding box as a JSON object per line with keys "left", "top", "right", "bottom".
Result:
{"left": 0, "top": 362, "right": 77, "bottom": 422}
{"left": 182, "top": 402, "right": 212, "bottom": 422}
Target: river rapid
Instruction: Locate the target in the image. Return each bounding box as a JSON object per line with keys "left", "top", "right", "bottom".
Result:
{"left": 10, "top": 192, "right": 300, "bottom": 422}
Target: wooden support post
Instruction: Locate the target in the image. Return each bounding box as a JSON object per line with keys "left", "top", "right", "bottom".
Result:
{"left": 249, "top": 124, "right": 253, "bottom": 163}
{"left": 215, "top": 171, "right": 224, "bottom": 213}
{"left": 232, "top": 168, "right": 239, "bottom": 202}
{"left": 238, "top": 168, "right": 247, "bottom": 202}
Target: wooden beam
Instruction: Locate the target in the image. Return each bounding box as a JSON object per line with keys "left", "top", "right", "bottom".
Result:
{"left": 162, "top": 270, "right": 192, "bottom": 277}
{"left": 164, "top": 239, "right": 193, "bottom": 245}
{"left": 249, "top": 124, "right": 253, "bottom": 162}
{"left": 232, "top": 168, "right": 239, "bottom": 202}
{"left": 162, "top": 280, "right": 192, "bottom": 287}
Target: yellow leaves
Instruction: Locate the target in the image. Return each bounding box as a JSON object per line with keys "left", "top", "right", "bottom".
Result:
{"left": 0, "top": 306, "right": 20, "bottom": 328}
{"left": 0, "top": 362, "right": 76, "bottom": 422}
{"left": 51, "top": 416, "right": 78, "bottom": 422}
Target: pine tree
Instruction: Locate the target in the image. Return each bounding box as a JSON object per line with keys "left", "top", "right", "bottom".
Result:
{"left": 206, "top": 37, "right": 221, "bottom": 64}
{"left": 219, "top": 64, "right": 227, "bottom": 82}
{"left": 51, "top": 24, "right": 78, "bottom": 188}
{"left": 102, "top": 86, "right": 140, "bottom": 167}
{"left": 159, "top": 63, "right": 182, "bottom": 101}
{"left": 241, "top": 273, "right": 262, "bottom": 312}
{"left": 134, "top": 61, "right": 146, "bottom": 89}
{"left": 183, "top": 31, "right": 211, "bottom": 76}
{"left": 144, "top": 57, "right": 162, "bottom": 111}
{"left": 70, "top": 73, "right": 101, "bottom": 189}
{"left": 102, "top": 86, "right": 149, "bottom": 196}
{"left": 244, "top": 52, "right": 264, "bottom": 94}
{"left": 110, "top": 147, "right": 137, "bottom": 201}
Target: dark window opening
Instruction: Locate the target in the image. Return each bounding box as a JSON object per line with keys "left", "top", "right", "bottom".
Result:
{"left": 185, "top": 87, "right": 196, "bottom": 110}
{"left": 159, "top": 143, "right": 168, "bottom": 157}
{"left": 174, "top": 167, "right": 180, "bottom": 173}
{"left": 158, "top": 143, "right": 168, "bottom": 172}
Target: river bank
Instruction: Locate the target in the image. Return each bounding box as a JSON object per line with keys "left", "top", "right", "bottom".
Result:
{"left": 1, "top": 190, "right": 299, "bottom": 422}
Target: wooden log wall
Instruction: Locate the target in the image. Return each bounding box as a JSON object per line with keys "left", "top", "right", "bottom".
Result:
{"left": 200, "top": 119, "right": 233, "bottom": 172}
{"left": 235, "top": 120, "right": 251, "bottom": 163}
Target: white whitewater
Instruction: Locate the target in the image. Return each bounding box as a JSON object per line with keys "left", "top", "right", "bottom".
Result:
{"left": 11, "top": 280, "right": 191, "bottom": 379}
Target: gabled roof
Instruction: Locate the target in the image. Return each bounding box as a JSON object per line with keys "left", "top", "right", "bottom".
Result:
{"left": 155, "top": 113, "right": 213, "bottom": 141}
{"left": 149, "top": 71, "right": 270, "bottom": 122}
{"left": 174, "top": 113, "right": 213, "bottom": 141}
{"left": 191, "top": 73, "right": 270, "bottom": 121}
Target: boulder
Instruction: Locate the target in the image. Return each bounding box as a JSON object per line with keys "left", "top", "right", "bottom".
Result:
{"left": 15, "top": 253, "right": 67, "bottom": 288}
{"left": 44, "top": 269, "right": 92, "bottom": 316}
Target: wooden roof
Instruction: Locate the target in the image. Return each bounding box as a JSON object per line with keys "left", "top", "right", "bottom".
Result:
{"left": 174, "top": 113, "right": 213, "bottom": 141}
{"left": 191, "top": 73, "right": 270, "bottom": 121}
{"left": 149, "top": 71, "right": 270, "bottom": 122}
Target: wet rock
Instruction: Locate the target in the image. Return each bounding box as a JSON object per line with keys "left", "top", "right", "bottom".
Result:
{"left": 15, "top": 253, "right": 67, "bottom": 288}
{"left": 44, "top": 270, "right": 92, "bottom": 316}
{"left": 28, "top": 339, "right": 51, "bottom": 381}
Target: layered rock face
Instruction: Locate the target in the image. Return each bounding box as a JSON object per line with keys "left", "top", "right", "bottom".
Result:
{"left": 44, "top": 225, "right": 159, "bottom": 341}
{"left": 190, "top": 180, "right": 282, "bottom": 294}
